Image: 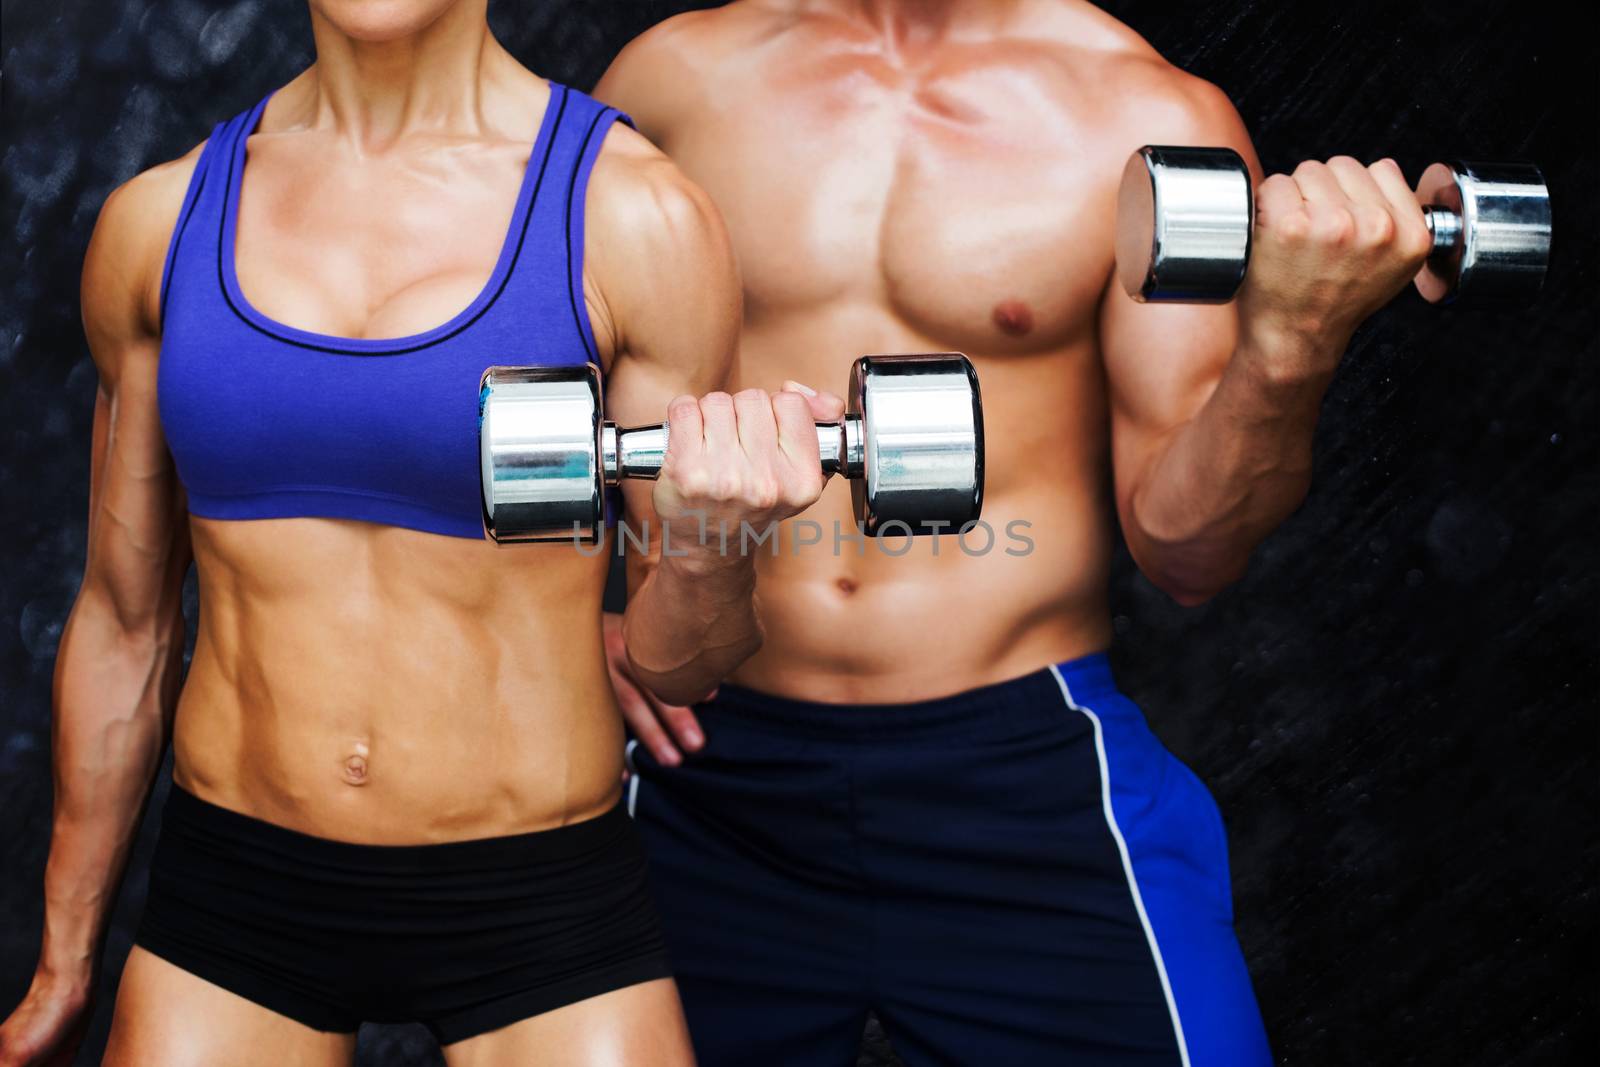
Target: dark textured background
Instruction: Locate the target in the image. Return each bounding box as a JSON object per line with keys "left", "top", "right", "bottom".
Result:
{"left": 2, "top": 2, "right": 1595, "bottom": 1064}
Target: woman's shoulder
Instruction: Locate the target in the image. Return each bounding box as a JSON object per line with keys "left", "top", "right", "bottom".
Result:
{"left": 584, "top": 114, "right": 729, "bottom": 270}
{"left": 577, "top": 110, "right": 740, "bottom": 374}
{"left": 84, "top": 137, "right": 210, "bottom": 349}
{"left": 110, "top": 137, "right": 211, "bottom": 226}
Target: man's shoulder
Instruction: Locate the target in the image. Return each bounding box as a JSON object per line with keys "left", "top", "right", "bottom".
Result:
{"left": 1030, "top": 2, "right": 1243, "bottom": 143}
{"left": 599, "top": 1, "right": 777, "bottom": 94}
{"left": 622, "top": 1, "right": 791, "bottom": 58}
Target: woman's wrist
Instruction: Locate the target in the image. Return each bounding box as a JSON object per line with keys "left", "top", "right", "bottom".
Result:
{"left": 34, "top": 946, "right": 94, "bottom": 996}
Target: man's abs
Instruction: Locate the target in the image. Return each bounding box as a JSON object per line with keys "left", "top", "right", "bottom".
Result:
{"left": 728, "top": 312, "right": 1117, "bottom": 705}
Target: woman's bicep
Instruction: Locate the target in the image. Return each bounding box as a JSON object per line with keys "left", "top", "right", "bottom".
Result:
{"left": 73, "top": 170, "right": 194, "bottom": 639}
{"left": 591, "top": 140, "right": 743, "bottom": 572}
{"left": 78, "top": 348, "right": 191, "bottom": 636}
{"left": 588, "top": 136, "right": 742, "bottom": 430}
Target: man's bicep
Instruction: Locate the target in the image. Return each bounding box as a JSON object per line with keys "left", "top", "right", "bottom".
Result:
{"left": 1100, "top": 68, "right": 1263, "bottom": 521}
{"left": 1101, "top": 292, "right": 1239, "bottom": 521}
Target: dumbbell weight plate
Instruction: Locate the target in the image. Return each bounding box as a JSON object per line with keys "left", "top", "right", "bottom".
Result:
{"left": 479, "top": 363, "right": 606, "bottom": 545}
{"left": 1414, "top": 160, "right": 1552, "bottom": 304}
{"left": 1117, "top": 145, "right": 1254, "bottom": 303}
{"left": 850, "top": 354, "right": 985, "bottom": 537}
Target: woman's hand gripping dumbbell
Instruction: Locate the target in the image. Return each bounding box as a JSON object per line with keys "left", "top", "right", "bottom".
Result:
{"left": 480, "top": 353, "right": 985, "bottom": 544}
{"left": 647, "top": 382, "right": 844, "bottom": 550}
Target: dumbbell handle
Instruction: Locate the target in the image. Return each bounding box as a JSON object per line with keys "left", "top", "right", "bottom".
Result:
{"left": 1244, "top": 202, "right": 1462, "bottom": 252}
{"left": 1422, "top": 206, "right": 1464, "bottom": 257}
{"left": 599, "top": 416, "right": 867, "bottom": 484}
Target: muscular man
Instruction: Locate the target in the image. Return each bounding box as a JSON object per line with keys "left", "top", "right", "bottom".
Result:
{"left": 596, "top": 1, "right": 1433, "bottom": 1063}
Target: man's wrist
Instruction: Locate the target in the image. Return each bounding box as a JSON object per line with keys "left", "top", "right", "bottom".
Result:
{"left": 1232, "top": 315, "right": 1344, "bottom": 406}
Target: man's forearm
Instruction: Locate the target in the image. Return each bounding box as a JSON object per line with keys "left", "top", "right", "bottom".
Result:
{"left": 621, "top": 542, "right": 762, "bottom": 706}
{"left": 39, "top": 601, "right": 179, "bottom": 982}
{"left": 1125, "top": 322, "right": 1347, "bottom": 605}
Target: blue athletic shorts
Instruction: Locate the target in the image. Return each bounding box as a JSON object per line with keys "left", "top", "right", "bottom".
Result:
{"left": 626, "top": 651, "right": 1272, "bottom": 1066}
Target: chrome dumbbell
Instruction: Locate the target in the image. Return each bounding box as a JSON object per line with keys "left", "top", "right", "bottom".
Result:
{"left": 479, "top": 354, "right": 985, "bottom": 544}
{"left": 1115, "top": 145, "right": 1552, "bottom": 304}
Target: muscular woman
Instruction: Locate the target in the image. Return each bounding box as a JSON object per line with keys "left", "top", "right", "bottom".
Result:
{"left": 0, "top": 2, "right": 838, "bottom": 1064}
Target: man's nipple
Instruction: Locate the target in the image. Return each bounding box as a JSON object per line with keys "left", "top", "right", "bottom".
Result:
{"left": 992, "top": 299, "right": 1035, "bottom": 337}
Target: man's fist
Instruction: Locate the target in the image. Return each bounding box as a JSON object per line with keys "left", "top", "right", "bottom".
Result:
{"left": 1239, "top": 156, "right": 1435, "bottom": 373}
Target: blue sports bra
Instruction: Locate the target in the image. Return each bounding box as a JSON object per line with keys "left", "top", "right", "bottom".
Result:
{"left": 157, "top": 83, "right": 630, "bottom": 539}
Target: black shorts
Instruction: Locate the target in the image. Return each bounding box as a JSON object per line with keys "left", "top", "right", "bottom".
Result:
{"left": 135, "top": 784, "right": 672, "bottom": 1045}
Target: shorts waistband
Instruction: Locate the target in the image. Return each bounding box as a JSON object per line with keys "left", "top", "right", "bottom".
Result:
{"left": 698, "top": 650, "right": 1121, "bottom": 741}
{"left": 160, "top": 784, "right": 633, "bottom": 873}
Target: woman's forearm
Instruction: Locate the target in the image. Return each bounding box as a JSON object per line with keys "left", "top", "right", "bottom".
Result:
{"left": 39, "top": 592, "right": 183, "bottom": 981}
{"left": 620, "top": 549, "right": 762, "bottom": 707}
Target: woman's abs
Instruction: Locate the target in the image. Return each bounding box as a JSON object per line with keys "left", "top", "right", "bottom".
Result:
{"left": 172, "top": 515, "right": 620, "bottom": 844}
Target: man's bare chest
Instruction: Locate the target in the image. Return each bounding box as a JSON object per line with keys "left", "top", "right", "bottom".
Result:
{"left": 665, "top": 57, "right": 1120, "bottom": 351}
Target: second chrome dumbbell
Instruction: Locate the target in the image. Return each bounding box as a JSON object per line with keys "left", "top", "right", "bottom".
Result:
{"left": 1115, "top": 145, "right": 1552, "bottom": 304}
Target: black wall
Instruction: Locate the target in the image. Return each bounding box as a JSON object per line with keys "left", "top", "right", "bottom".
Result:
{"left": 2, "top": 2, "right": 1594, "bottom": 1065}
